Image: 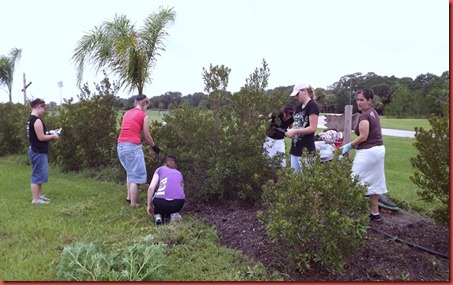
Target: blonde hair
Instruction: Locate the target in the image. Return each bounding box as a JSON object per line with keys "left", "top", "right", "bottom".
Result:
{"left": 307, "top": 85, "right": 316, "bottom": 99}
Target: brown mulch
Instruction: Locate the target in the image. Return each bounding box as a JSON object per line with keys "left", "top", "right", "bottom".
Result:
{"left": 184, "top": 197, "right": 450, "bottom": 281}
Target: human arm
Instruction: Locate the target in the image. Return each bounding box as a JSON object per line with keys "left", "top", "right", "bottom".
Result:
{"left": 285, "top": 114, "right": 318, "bottom": 138}
{"left": 147, "top": 173, "right": 160, "bottom": 216}
{"left": 258, "top": 112, "right": 272, "bottom": 120}
{"left": 34, "top": 119, "right": 59, "bottom": 142}
{"left": 142, "top": 116, "right": 160, "bottom": 153}
{"left": 341, "top": 119, "right": 369, "bottom": 154}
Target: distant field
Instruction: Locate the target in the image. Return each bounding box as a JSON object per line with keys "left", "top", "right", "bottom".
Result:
{"left": 379, "top": 117, "right": 431, "bottom": 131}
{"left": 147, "top": 109, "right": 166, "bottom": 122}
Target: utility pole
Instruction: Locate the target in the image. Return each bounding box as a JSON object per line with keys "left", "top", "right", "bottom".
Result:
{"left": 22, "top": 73, "right": 32, "bottom": 104}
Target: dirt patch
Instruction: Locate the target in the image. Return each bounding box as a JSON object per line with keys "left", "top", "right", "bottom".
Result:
{"left": 184, "top": 198, "right": 450, "bottom": 281}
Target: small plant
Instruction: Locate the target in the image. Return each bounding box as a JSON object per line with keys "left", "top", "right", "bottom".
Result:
{"left": 57, "top": 235, "right": 167, "bottom": 281}
{"left": 259, "top": 150, "right": 369, "bottom": 274}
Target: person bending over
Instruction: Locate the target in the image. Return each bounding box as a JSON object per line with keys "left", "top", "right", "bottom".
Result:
{"left": 147, "top": 155, "right": 185, "bottom": 225}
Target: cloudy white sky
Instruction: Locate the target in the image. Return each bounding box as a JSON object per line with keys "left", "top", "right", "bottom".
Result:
{"left": 0, "top": 0, "right": 448, "bottom": 104}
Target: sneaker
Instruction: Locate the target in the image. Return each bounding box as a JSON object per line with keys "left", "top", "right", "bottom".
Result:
{"left": 39, "top": 195, "right": 50, "bottom": 202}
{"left": 369, "top": 213, "right": 382, "bottom": 222}
{"left": 155, "top": 214, "right": 162, "bottom": 225}
{"left": 32, "top": 199, "right": 49, "bottom": 205}
{"left": 378, "top": 195, "right": 399, "bottom": 211}
{"left": 170, "top": 212, "right": 182, "bottom": 223}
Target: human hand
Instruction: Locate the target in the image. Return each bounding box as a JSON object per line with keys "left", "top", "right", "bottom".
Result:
{"left": 285, "top": 129, "right": 294, "bottom": 138}
{"left": 152, "top": 145, "right": 161, "bottom": 154}
{"left": 147, "top": 205, "right": 153, "bottom": 216}
{"left": 341, "top": 143, "right": 352, "bottom": 155}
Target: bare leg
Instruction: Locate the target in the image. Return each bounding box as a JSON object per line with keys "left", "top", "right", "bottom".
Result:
{"left": 126, "top": 180, "right": 131, "bottom": 201}
{"left": 129, "top": 182, "right": 139, "bottom": 207}
{"left": 31, "top": 183, "right": 42, "bottom": 203}
{"left": 370, "top": 194, "right": 379, "bottom": 214}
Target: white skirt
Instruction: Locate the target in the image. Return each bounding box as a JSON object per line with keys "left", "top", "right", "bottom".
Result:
{"left": 351, "top": 145, "right": 388, "bottom": 196}
{"left": 263, "top": 136, "right": 286, "bottom": 167}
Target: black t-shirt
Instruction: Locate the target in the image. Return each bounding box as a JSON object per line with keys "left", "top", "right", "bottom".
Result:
{"left": 27, "top": 115, "right": 48, "bottom": 153}
{"left": 266, "top": 111, "right": 294, "bottom": 140}
{"left": 289, "top": 100, "right": 319, "bottom": 156}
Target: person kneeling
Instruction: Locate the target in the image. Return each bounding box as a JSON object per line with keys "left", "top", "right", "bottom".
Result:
{"left": 147, "top": 155, "right": 185, "bottom": 225}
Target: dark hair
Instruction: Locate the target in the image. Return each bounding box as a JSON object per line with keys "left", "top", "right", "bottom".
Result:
{"left": 164, "top": 154, "right": 177, "bottom": 163}
{"left": 358, "top": 89, "right": 374, "bottom": 100}
{"left": 30, "top": 98, "right": 45, "bottom": 108}
{"left": 135, "top": 94, "right": 148, "bottom": 102}
{"left": 283, "top": 104, "right": 295, "bottom": 113}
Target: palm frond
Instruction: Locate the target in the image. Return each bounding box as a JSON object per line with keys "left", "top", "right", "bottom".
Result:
{"left": 72, "top": 7, "right": 176, "bottom": 95}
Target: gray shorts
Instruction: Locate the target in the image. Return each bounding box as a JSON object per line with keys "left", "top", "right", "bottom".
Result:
{"left": 117, "top": 142, "right": 147, "bottom": 184}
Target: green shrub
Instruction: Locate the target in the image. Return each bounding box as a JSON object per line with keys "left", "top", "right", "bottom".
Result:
{"left": 147, "top": 103, "right": 274, "bottom": 201}
{"left": 51, "top": 77, "right": 121, "bottom": 172}
{"left": 0, "top": 102, "right": 29, "bottom": 156}
{"left": 410, "top": 103, "right": 450, "bottom": 225}
{"left": 57, "top": 235, "right": 167, "bottom": 281}
{"left": 145, "top": 61, "right": 287, "bottom": 202}
{"left": 259, "top": 151, "right": 369, "bottom": 274}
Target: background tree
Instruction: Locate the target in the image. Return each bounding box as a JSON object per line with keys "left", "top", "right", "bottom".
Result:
{"left": 0, "top": 48, "right": 22, "bottom": 102}
{"left": 72, "top": 7, "right": 175, "bottom": 95}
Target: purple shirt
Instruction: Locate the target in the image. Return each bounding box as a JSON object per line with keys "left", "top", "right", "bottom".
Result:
{"left": 154, "top": 166, "right": 185, "bottom": 200}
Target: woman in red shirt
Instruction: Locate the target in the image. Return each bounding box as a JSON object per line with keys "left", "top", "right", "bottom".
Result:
{"left": 117, "top": 95, "right": 160, "bottom": 207}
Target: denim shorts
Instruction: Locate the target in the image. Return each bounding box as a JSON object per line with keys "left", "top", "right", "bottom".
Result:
{"left": 28, "top": 148, "right": 48, "bottom": 184}
{"left": 117, "top": 142, "right": 147, "bottom": 184}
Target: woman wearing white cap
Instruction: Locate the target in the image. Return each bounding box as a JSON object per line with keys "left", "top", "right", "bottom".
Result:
{"left": 285, "top": 83, "right": 319, "bottom": 172}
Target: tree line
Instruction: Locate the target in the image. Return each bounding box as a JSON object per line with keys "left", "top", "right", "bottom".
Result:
{"left": 114, "top": 70, "right": 448, "bottom": 119}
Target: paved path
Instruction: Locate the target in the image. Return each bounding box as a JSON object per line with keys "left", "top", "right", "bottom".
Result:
{"left": 318, "top": 116, "right": 415, "bottom": 138}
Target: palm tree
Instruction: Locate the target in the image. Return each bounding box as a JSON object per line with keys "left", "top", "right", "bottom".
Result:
{"left": 72, "top": 6, "right": 175, "bottom": 95}
{"left": 0, "top": 48, "right": 22, "bottom": 102}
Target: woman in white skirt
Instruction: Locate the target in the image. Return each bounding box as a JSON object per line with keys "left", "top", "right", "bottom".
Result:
{"left": 258, "top": 104, "right": 295, "bottom": 168}
{"left": 341, "top": 89, "right": 388, "bottom": 222}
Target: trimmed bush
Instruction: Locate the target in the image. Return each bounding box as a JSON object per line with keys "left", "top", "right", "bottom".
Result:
{"left": 410, "top": 103, "right": 450, "bottom": 225}
{"left": 259, "top": 151, "right": 369, "bottom": 274}
{"left": 0, "top": 102, "right": 30, "bottom": 156}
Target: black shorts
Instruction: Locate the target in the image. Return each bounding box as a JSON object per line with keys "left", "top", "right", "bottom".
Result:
{"left": 152, "top": 198, "right": 185, "bottom": 216}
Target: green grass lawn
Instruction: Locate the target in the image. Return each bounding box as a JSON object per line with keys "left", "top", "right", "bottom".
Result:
{"left": 0, "top": 156, "right": 275, "bottom": 281}
{"left": 380, "top": 117, "right": 431, "bottom": 131}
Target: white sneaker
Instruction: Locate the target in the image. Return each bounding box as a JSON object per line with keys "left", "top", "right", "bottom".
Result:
{"left": 39, "top": 195, "right": 50, "bottom": 202}
{"left": 32, "top": 199, "right": 49, "bottom": 205}
{"left": 170, "top": 212, "right": 182, "bottom": 223}
{"left": 155, "top": 214, "right": 162, "bottom": 225}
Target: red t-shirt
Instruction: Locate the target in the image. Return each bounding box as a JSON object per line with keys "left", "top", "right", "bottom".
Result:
{"left": 117, "top": 108, "right": 147, "bottom": 144}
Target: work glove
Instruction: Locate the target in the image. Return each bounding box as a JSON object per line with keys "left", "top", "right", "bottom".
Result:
{"left": 341, "top": 143, "right": 352, "bottom": 155}
{"left": 152, "top": 145, "right": 161, "bottom": 154}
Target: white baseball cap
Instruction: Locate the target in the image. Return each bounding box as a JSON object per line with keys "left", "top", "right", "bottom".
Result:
{"left": 290, "top": 83, "right": 310, "bottom": 96}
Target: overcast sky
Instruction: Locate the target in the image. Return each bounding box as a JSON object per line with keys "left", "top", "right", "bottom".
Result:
{"left": 0, "top": 0, "right": 448, "bottom": 104}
